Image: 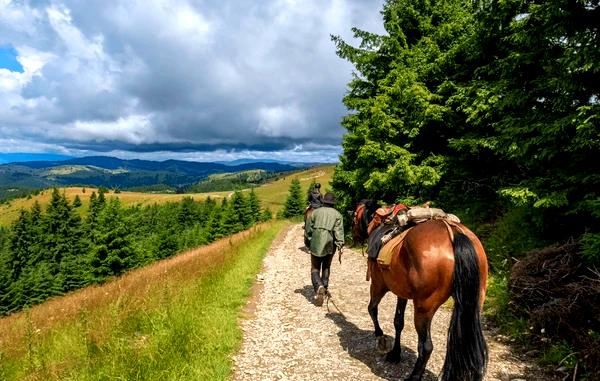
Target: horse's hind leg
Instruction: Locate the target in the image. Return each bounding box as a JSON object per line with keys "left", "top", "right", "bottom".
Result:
{"left": 405, "top": 308, "right": 434, "bottom": 381}
{"left": 386, "top": 297, "right": 407, "bottom": 363}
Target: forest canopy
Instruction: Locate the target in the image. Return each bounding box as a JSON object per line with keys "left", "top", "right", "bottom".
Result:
{"left": 332, "top": 0, "right": 599, "bottom": 263}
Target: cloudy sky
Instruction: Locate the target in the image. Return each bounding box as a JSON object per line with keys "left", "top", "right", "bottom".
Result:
{"left": 0, "top": 0, "right": 385, "bottom": 163}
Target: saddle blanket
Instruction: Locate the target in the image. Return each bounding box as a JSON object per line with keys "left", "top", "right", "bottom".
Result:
{"left": 377, "top": 227, "right": 412, "bottom": 268}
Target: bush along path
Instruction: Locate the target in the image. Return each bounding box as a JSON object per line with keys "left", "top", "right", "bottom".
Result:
{"left": 233, "top": 224, "right": 557, "bottom": 381}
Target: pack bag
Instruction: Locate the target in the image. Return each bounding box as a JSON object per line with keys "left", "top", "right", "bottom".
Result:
{"left": 395, "top": 207, "right": 460, "bottom": 226}
{"left": 370, "top": 207, "right": 461, "bottom": 267}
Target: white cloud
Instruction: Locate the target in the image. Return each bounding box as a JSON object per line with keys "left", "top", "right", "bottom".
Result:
{"left": 257, "top": 104, "right": 308, "bottom": 138}
{"left": 66, "top": 114, "right": 159, "bottom": 144}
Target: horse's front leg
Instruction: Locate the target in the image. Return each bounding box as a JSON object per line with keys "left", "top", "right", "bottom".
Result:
{"left": 386, "top": 297, "right": 407, "bottom": 362}
{"left": 368, "top": 270, "right": 388, "bottom": 351}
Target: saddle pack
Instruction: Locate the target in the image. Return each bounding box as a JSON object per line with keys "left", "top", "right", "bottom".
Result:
{"left": 367, "top": 205, "right": 461, "bottom": 268}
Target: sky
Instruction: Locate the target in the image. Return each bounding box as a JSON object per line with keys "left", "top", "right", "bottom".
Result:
{"left": 0, "top": 0, "right": 386, "bottom": 163}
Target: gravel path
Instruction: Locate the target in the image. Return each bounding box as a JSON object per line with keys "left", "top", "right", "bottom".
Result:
{"left": 233, "top": 224, "right": 554, "bottom": 381}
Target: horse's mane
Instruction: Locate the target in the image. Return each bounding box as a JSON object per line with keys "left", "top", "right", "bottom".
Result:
{"left": 354, "top": 199, "right": 380, "bottom": 243}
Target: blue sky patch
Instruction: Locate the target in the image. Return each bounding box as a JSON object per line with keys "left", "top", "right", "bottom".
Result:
{"left": 0, "top": 45, "right": 24, "bottom": 73}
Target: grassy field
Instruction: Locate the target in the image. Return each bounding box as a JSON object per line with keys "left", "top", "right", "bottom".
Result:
{"left": 0, "top": 220, "right": 289, "bottom": 380}
{"left": 0, "top": 165, "right": 334, "bottom": 226}
{"left": 253, "top": 165, "right": 334, "bottom": 214}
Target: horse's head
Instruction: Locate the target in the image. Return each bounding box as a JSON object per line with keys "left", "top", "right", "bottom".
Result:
{"left": 351, "top": 199, "right": 379, "bottom": 244}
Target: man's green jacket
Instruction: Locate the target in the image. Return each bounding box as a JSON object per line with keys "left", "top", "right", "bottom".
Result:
{"left": 305, "top": 206, "right": 344, "bottom": 257}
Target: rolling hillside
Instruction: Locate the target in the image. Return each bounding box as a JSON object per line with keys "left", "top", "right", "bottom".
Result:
{"left": 0, "top": 165, "right": 335, "bottom": 226}
{"left": 0, "top": 156, "right": 301, "bottom": 195}
{"left": 252, "top": 165, "right": 334, "bottom": 214}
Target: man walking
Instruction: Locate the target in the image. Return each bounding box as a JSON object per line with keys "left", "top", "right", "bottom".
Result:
{"left": 304, "top": 192, "right": 344, "bottom": 306}
{"left": 307, "top": 183, "right": 323, "bottom": 209}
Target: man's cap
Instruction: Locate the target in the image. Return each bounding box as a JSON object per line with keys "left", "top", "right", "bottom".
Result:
{"left": 323, "top": 192, "right": 336, "bottom": 205}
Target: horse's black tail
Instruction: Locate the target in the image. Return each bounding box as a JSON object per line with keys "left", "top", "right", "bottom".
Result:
{"left": 441, "top": 232, "right": 488, "bottom": 381}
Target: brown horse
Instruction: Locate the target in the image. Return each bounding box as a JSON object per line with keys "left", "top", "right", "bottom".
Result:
{"left": 352, "top": 200, "right": 489, "bottom": 381}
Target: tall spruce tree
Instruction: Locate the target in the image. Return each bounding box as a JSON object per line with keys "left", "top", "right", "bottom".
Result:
{"left": 282, "top": 179, "right": 305, "bottom": 218}
{"left": 0, "top": 226, "right": 10, "bottom": 313}
{"left": 247, "top": 189, "right": 262, "bottom": 225}
{"left": 44, "top": 188, "right": 88, "bottom": 292}
{"left": 178, "top": 197, "right": 198, "bottom": 227}
{"left": 8, "top": 209, "right": 32, "bottom": 282}
{"left": 331, "top": 0, "right": 478, "bottom": 213}
{"left": 222, "top": 194, "right": 245, "bottom": 234}
{"left": 89, "top": 199, "right": 135, "bottom": 281}
{"left": 233, "top": 191, "right": 252, "bottom": 229}
{"left": 209, "top": 198, "right": 229, "bottom": 240}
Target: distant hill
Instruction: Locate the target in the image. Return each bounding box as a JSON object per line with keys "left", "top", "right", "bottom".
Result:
{"left": 0, "top": 164, "right": 335, "bottom": 226}
{"left": 0, "top": 156, "right": 308, "bottom": 197}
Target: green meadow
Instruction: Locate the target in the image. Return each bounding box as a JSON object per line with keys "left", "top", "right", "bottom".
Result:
{"left": 0, "top": 221, "right": 288, "bottom": 381}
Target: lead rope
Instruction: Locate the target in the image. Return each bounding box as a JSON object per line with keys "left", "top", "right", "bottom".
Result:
{"left": 326, "top": 247, "right": 347, "bottom": 317}
{"left": 325, "top": 291, "right": 346, "bottom": 318}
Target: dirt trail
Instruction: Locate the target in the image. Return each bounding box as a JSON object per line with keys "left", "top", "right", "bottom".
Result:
{"left": 233, "top": 224, "right": 553, "bottom": 381}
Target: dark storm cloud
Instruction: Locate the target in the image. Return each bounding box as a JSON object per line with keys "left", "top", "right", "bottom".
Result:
{"left": 0, "top": 0, "right": 385, "bottom": 161}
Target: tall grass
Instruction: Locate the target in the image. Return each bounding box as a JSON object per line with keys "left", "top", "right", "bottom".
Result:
{"left": 0, "top": 220, "right": 288, "bottom": 380}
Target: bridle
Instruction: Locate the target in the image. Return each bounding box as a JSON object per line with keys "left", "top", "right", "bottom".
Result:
{"left": 352, "top": 200, "right": 378, "bottom": 245}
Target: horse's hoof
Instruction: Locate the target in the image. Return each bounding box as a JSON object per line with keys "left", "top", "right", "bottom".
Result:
{"left": 385, "top": 350, "right": 401, "bottom": 363}
{"left": 376, "top": 336, "right": 392, "bottom": 353}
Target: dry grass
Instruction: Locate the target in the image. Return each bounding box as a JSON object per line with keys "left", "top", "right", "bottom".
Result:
{"left": 0, "top": 224, "right": 268, "bottom": 357}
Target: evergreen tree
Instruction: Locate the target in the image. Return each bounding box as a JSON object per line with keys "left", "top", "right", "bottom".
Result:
{"left": 232, "top": 191, "right": 252, "bottom": 229}
{"left": 0, "top": 226, "right": 13, "bottom": 313}
{"left": 28, "top": 261, "right": 60, "bottom": 305}
{"left": 73, "top": 195, "right": 82, "bottom": 208}
{"left": 87, "top": 192, "right": 99, "bottom": 230}
{"left": 89, "top": 199, "right": 135, "bottom": 281}
{"left": 0, "top": 252, "right": 11, "bottom": 314}
{"left": 211, "top": 198, "right": 231, "bottom": 239}
{"left": 8, "top": 209, "right": 32, "bottom": 282}
{"left": 222, "top": 194, "right": 244, "bottom": 234}
{"left": 452, "top": 0, "right": 599, "bottom": 241}
{"left": 261, "top": 208, "right": 273, "bottom": 222}
{"left": 200, "top": 197, "right": 217, "bottom": 227}
{"left": 331, "top": 0, "right": 478, "bottom": 213}
{"left": 247, "top": 189, "right": 262, "bottom": 224}
{"left": 282, "top": 179, "right": 305, "bottom": 218}
{"left": 155, "top": 229, "right": 178, "bottom": 259}
{"left": 178, "top": 197, "right": 198, "bottom": 227}
{"left": 27, "top": 201, "right": 44, "bottom": 266}
{"left": 44, "top": 188, "right": 88, "bottom": 292}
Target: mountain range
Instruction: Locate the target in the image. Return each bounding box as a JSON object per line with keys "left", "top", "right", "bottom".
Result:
{"left": 0, "top": 156, "right": 312, "bottom": 195}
